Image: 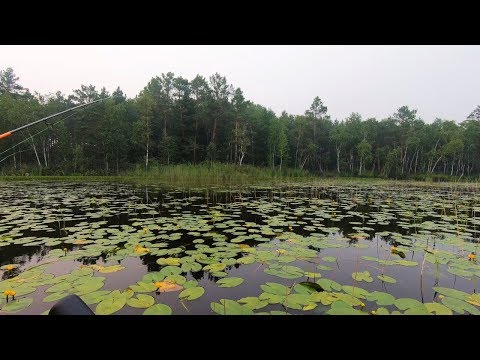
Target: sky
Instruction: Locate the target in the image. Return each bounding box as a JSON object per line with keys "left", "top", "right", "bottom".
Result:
{"left": 1, "top": 45, "right": 479, "bottom": 122}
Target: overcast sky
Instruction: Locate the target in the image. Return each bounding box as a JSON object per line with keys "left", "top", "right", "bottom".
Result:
{"left": 1, "top": 45, "right": 478, "bottom": 122}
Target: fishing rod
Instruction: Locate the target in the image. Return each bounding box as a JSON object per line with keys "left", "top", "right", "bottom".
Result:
{"left": 0, "top": 98, "right": 108, "bottom": 141}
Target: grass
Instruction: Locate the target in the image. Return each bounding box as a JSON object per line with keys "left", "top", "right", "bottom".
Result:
{"left": 2, "top": 162, "right": 480, "bottom": 189}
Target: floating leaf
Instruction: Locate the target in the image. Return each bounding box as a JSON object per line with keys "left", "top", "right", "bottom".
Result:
{"left": 259, "top": 292, "right": 285, "bottom": 304}
{"left": 127, "top": 294, "right": 155, "bottom": 308}
{"left": 237, "top": 256, "right": 256, "bottom": 265}
{"left": 264, "top": 265, "right": 304, "bottom": 279}
{"left": 424, "top": 302, "right": 453, "bottom": 315}
{"left": 294, "top": 282, "right": 323, "bottom": 294}
{"left": 376, "top": 307, "right": 390, "bottom": 315}
{"left": 159, "top": 266, "right": 183, "bottom": 276}
{"left": 366, "top": 291, "right": 395, "bottom": 306}
{"left": 394, "top": 298, "right": 425, "bottom": 311}
{"left": 43, "top": 292, "right": 69, "bottom": 303}
{"left": 154, "top": 281, "right": 183, "bottom": 293}
{"left": 284, "top": 293, "right": 315, "bottom": 310}
{"left": 394, "top": 260, "right": 418, "bottom": 267}
{"left": 96, "top": 296, "right": 127, "bottom": 315}
{"left": 210, "top": 299, "right": 254, "bottom": 315}
{"left": 441, "top": 297, "right": 480, "bottom": 315}
{"left": 238, "top": 297, "right": 269, "bottom": 310}
{"left": 352, "top": 271, "right": 373, "bottom": 283}
{"left": 326, "top": 300, "right": 366, "bottom": 315}
{"left": 97, "top": 265, "right": 125, "bottom": 274}
{"left": 183, "top": 280, "right": 199, "bottom": 289}
{"left": 179, "top": 287, "right": 205, "bottom": 301}
{"left": 157, "top": 257, "right": 181, "bottom": 266}
{"left": 45, "top": 281, "right": 73, "bottom": 293}
{"left": 1, "top": 297, "right": 33, "bottom": 313}
{"left": 143, "top": 303, "right": 172, "bottom": 315}
{"left": 432, "top": 287, "right": 469, "bottom": 300}
{"left": 342, "top": 285, "right": 369, "bottom": 299}
{"left": 203, "top": 263, "right": 227, "bottom": 272}
{"left": 260, "top": 282, "right": 290, "bottom": 296}
{"left": 322, "top": 256, "right": 337, "bottom": 263}
{"left": 129, "top": 281, "right": 158, "bottom": 293}
{"left": 217, "top": 277, "right": 244, "bottom": 288}
{"left": 447, "top": 267, "right": 473, "bottom": 279}
{"left": 81, "top": 290, "right": 111, "bottom": 305}
{"left": 377, "top": 275, "right": 397, "bottom": 284}
{"left": 142, "top": 272, "right": 165, "bottom": 283}
{"left": 316, "top": 278, "right": 342, "bottom": 292}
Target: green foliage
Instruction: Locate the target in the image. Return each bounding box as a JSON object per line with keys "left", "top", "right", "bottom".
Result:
{"left": 1, "top": 66, "right": 478, "bottom": 180}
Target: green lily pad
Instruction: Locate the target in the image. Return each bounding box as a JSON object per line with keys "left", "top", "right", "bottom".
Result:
{"left": 129, "top": 281, "right": 158, "bottom": 293}
{"left": 432, "top": 287, "right": 469, "bottom": 300}
{"left": 424, "top": 302, "right": 453, "bottom": 315}
{"left": 260, "top": 282, "right": 290, "bottom": 296}
{"left": 441, "top": 297, "right": 480, "bottom": 315}
{"left": 394, "top": 298, "right": 425, "bottom": 311}
{"left": 326, "top": 300, "right": 366, "bottom": 315}
{"left": 81, "top": 290, "right": 111, "bottom": 305}
{"left": 179, "top": 287, "right": 205, "bottom": 300}
{"left": 43, "top": 292, "right": 70, "bottom": 303}
{"left": 217, "top": 277, "right": 244, "bottom": 288}
{"left": 210, "top": 299, "right": 254, "bottom": 315}
{"left": 45, "top": 281, "right": 73, "bottom": 293}
{"left": 127, "top": 294, "right": 155, "bottom": 308}
{"left": 264, "top": 265, "right": 304, "bottom": 279}
{"left": 1, "top": 297, "right": 33, "bottom": 313}
{"left": 316, "top": 278, "right": 342, "bottom": 291}
{"left": 366, "top": 291, "right": 395, "bottom": 306}
{"left": 322, "top": 256, "right": 337, "bottom": 263}
{"left": 352, "top": 271, "right": 373, "bottom": 283}
{"left": 96, "top": 296, "right": 127, "bottom": 315}
{"left": 238, "top": 297, "right": 269, "bottom": 310}
{"left": 143, "top": 303, "right": 172, "bottom": 315}
{"left": 394, "top": 260, "right": 418, "bottom": 267}
{"left": 377, "top": 275, "right": 397, "bottom": 284}
{"left": 159, "top": 266, "right": 183, "bottom": 276}
{"left": 183, "top": 280, "right": 199, "bottom": 289}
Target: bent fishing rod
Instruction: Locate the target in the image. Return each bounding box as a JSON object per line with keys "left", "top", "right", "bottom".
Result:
{"left": 0, "top": 98, "right": 108, "bottom": 141}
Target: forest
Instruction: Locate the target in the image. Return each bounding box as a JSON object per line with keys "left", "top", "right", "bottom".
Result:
{"left": 1, "top": 67, "right": 479, "bottom": 179}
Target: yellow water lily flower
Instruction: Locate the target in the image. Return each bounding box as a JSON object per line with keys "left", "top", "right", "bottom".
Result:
{"left": 468, "top": 253, "right": 476, "bottom": 261}
{"left": 6, "top": 265, "right": 14, "bottom": 271}
{"left": 371, "top": 310, "right": 376, "bottom": 315}
{"left": 288, "top": 226, "right": 293, "bottom": 231}
{"left": 154, "top": 281, "right": 181, "bottom": 292}
{"left": 276, "top": 249, "right": 287, "bottom": 255}
{"left": 4, "top": 290, "right": 16, "bottom": 299}
{"left": 135, "top": 245, "right": 149, "bottom": 253}
{"left": 391, "top": 246, "right": 397, "bottom": 252}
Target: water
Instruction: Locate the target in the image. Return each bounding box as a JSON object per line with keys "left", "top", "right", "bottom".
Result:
{"left": 0, "top": 182, "right": 479, "bottom": 315}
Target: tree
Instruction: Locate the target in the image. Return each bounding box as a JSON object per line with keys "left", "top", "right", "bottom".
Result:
{"left": 0, "top": 68, "right": 26, "bottom": 98}
{"left": 356, "top": 139, "right": 372, "bottom": 175}
{"left": 467, "top": 105, "right": 480, "bottom": 121}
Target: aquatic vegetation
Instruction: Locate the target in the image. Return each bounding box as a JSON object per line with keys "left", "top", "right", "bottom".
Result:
{"left": 1, "top": 181, "right": 480, "bottom": 315}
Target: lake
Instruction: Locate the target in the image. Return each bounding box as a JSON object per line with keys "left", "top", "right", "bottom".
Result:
{"left": 1, "top": 181, "right": 479, "bottom": 315}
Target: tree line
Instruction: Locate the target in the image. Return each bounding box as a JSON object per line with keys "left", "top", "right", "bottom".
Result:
{"left": 1, "top": 67, "right": 479, "bottom": 178}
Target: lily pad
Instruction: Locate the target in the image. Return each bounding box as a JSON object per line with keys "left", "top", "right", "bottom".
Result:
{"left": 96, "top": 296, "right": 127, "bottom": 315}
{"left": 179, "top": 287, "right": 205, "bottom": 301}
{"left": 1, "top": 297, "right": 33, "bottom": 313}
{"left": 210, "top": 299, "right": 254, "bottom": 315}
{"left": 127, "top": 294, "right": 155, "bottom": 308}
{"left": 377, "top": 275, "right": 397, "bottom": 284}
{"left": 352, "top": 271, "right": 373, "bottom": 283}
{"left": 217, "top": 277, "right": 244, "bottom": 288}
{"left": 143, "top": 303, "right": 172, "bottom": 315}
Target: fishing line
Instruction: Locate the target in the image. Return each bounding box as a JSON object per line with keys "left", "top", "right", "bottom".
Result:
{"left": 0, "top": 110, "right": 81, "bottom": 164}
